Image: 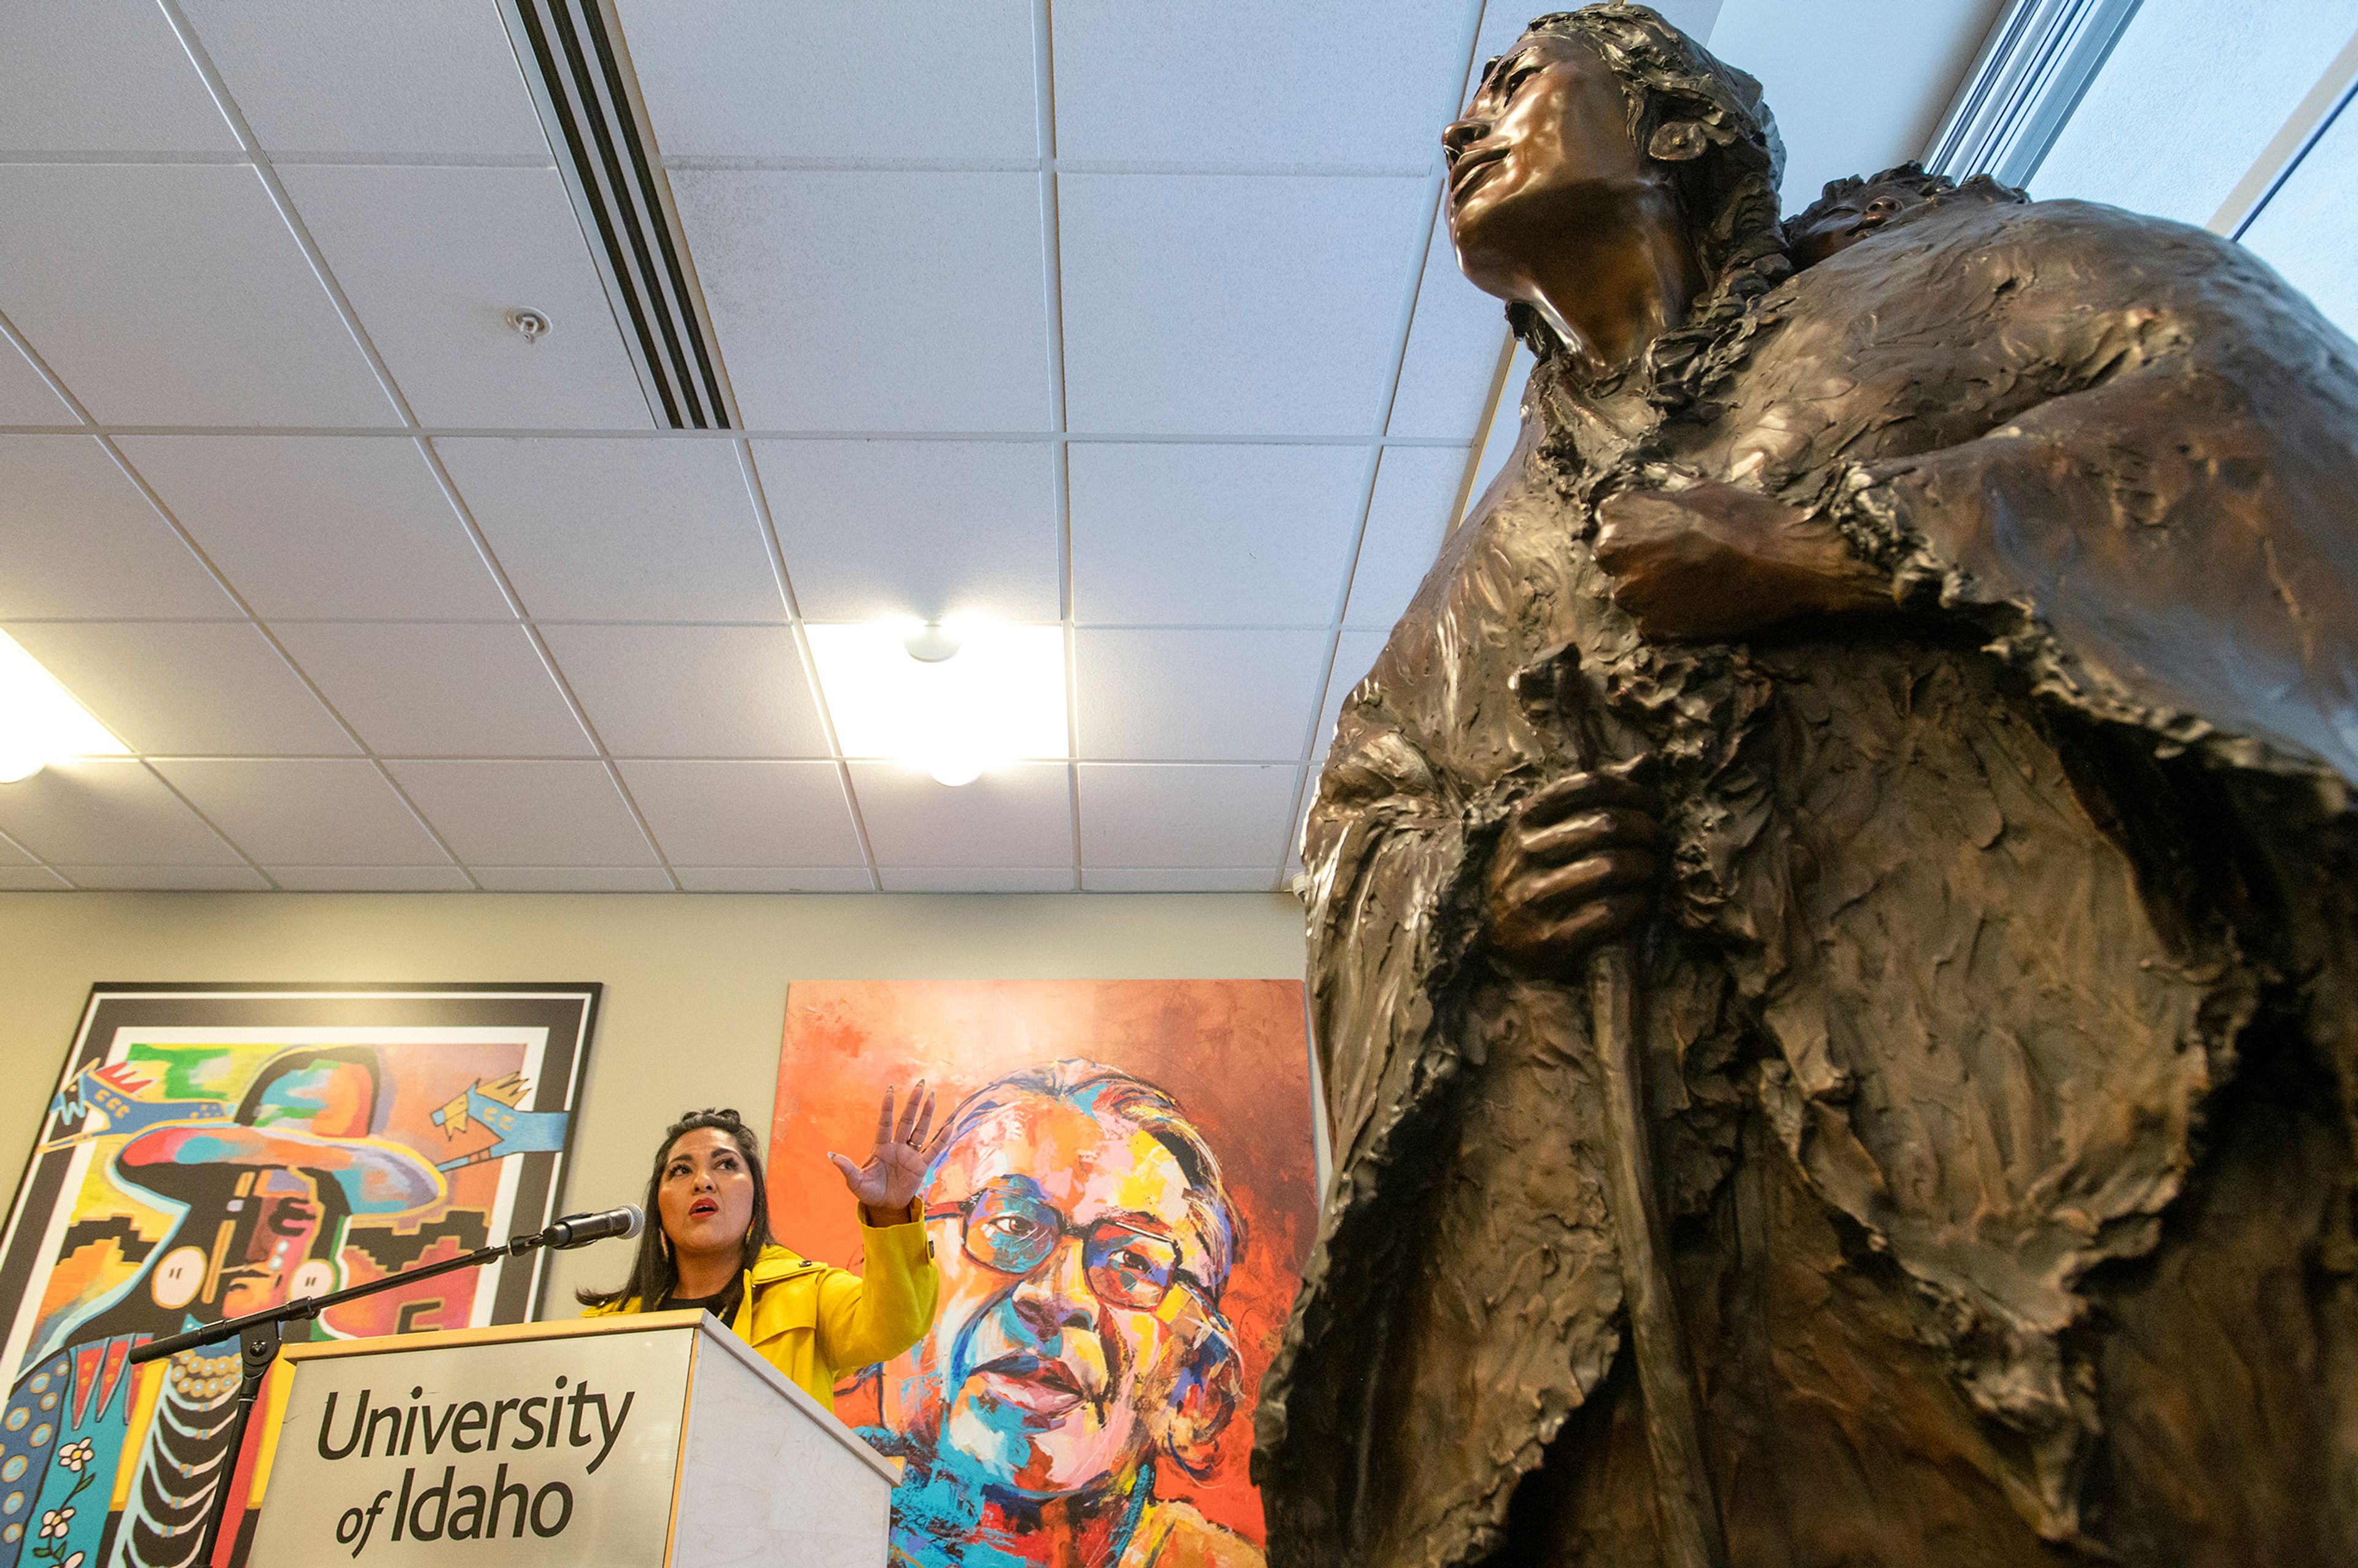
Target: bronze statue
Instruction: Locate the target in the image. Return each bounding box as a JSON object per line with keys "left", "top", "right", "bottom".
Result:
{"left": 1253, "top": 7, "right": 2358, "bottom": 1567}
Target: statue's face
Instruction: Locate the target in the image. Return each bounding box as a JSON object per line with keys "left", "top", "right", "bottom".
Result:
{"left": 1443, "top": 32, "right": 1651, "bottom": 301}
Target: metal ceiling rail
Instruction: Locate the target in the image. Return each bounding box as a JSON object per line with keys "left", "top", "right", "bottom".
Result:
{"left": 1921, "top": 0, "right": 2144, "bottom": 188}
{"left": 2206, "top": 22, "right": 2358, "bottom": 239}
{"left": 498, "top": 0, "right": 739, "bottom": 431}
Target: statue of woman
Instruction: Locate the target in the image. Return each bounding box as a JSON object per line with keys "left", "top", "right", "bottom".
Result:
{"left": 1253, "top": 7, "right": 2358, "bottom": 1566}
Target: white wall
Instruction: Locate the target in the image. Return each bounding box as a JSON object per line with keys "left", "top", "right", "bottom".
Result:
{"left": 1706, "top": 0, "right": 2008, "bottom": 207}
{"left": 0, "top": 890, "right": 1304, "bottom": 1310}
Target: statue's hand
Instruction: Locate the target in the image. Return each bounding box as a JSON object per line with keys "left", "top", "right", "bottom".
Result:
{"left": 1595, "top": 481, "right": 1890, "bottom": 640}
{"left": 1483, "top": 771, "right": 1663, "bottom": 977}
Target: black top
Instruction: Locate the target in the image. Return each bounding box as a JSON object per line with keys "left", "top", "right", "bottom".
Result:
{"left": 655, "top": 1276, "right": 743, "bottom": 1323}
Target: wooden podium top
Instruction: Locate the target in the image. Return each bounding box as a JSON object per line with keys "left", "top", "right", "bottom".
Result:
{"left": 278, "top": 1307, "right": 898, "bottom": 1485}
{"left": 247, "top": 1306, "right": 901, "bottom": 1566}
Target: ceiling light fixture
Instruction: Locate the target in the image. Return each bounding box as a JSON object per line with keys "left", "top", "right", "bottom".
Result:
{"left": 0, "top": 631, "right": 129, "bottom": 783}
{"left": 805, "top": 619, "right": 1067, "bottom": 788}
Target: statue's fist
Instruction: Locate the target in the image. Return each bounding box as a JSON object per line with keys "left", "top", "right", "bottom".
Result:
{"left": 1482, "top": 771, "right": 1663, "bottom": 977}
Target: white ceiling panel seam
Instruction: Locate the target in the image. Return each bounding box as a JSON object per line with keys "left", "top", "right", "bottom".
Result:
{"left": 152, "top": 0, "right": 413, "bottom": 428}
{"left": 100, "top": 446, "right": 486, "bottom": 887}
{"left": 734, "top": 440, "right": 884, "bottom": 893}
{"left": 1038, "top": 0, "right": 1086, "bottom": 888}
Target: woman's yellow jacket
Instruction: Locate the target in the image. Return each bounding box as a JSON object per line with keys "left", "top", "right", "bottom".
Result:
{"left": 581, "top": 1220, "right": 938, "bottom": 1412}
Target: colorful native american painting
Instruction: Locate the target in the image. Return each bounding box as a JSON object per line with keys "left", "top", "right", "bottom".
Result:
{"left": 770, "top": 980, "right": 1318, "bottom": 1568}
{"left": 0, "top": 984, "right": 599, "bottom": 1568}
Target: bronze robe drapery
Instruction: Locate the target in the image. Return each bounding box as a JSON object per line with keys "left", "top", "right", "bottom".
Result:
{"left": 1255, "top": 192, "right": 2358, "bottom": 1568}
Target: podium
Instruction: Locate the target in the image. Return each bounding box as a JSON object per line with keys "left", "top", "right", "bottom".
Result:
{"left": 239, "top": 1310, "right": 897, "bottom": 1567}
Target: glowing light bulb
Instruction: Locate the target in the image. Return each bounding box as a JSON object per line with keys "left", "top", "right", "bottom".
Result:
{"left": 926, "top": 754, "right": 984, "bottom": 788}
{"left": 0, "top": 631, "right": 126, "bottom": 783}
{"left": 804, "top": 619, "right": 1068, "bottom": 788}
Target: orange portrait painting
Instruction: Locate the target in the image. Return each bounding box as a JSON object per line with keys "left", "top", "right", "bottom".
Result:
{"left": 767, "top": 979, "right": 1317, "bottom": 1568}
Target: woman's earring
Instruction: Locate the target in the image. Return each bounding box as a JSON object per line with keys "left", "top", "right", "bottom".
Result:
{"left": 658, "top": 1230, "right": 671, "bottom": 1262}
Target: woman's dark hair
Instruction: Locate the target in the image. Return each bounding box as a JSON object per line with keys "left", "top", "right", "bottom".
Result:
{"left": 574, "top": 1107, "right": 777, "bottom": 1309}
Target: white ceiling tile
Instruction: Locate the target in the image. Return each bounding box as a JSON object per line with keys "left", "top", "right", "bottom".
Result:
{"left": 0, "top": 758, "right": 243, "bottom": 864}
{"left": 1387, "top": 206, "right": 1511, "bottom": 440}
{"left": 1344, "top": 446, "right": 1460, "bottom": 628}
{"left": 1060, "top": 174, "right": 1430, "bottom": 437}
{"left": 470, "top": 865, "right": 675, "bottom": 891}
{"left": 0, "top": 866, "right": 72, "bottom": 890}
{"left": 1708, "top": 0, "right": 2006, "bottom": 206}
{"left": 671, "top": 169, "right": 1052, "bottom": 432}
{"left": 271, "top": 622, "right": 593, "bottom": 757}
{"left": 1070, "top": 443, "right": 1368, "bottom": 625}
{"left": 119, "top": 436, "right": 510, "bottom": 620}
{"left": 4, "top": 621, "right": 356, "bottom": 756}
{"left": 848, "top": 761, "right": 1072, "bottom": 867}
{"left": 1077, "top": 763, "right": 1298, "bottom": 866}
{"left": 0, "top": 336, "right": 72, "bottom": 422}
{"left": 1052, "top": 1, "right": 1476, "bottom": 168}
{"left": 538, "top": 624, "right": 827, "bottom": 757}
{"left": 1075, "top": 629, "right": 1328, "bottom": 761}
{"left": 620, "top": 0, "right": 1037, "bottom": 161}
{"left": 754, "top": 440, "right": 1059, "bottom": 622}
{"left": 0, "top": 165, "right": 397, "bottom": 427}
{"left": 673, "top": 866, "right": 874, "bottom": 892}
{"left": 436, "top": 438, "right": 781, "bottom": 621}
{"left": 1315, "top": 629, "right": 1390, "bottom": 763}
{"left": 265, "top": 863, "right": 474, "bottom": 891}
{"left": 278, "top": 167, "right": 652, "bottom": 431}
{"left": 0, "top": 436, "right": 239, "bottom": 619}
{"left": 1466, "top": 0, "right": 1536, "bottom": 79}
{"left": 55, "top": 864, "right": 271, "bottom": 890}
{"left": 877, "top": 866, "right": 1074, "bottom": 892}
{"left": 1083, "top": 867, "right": 1283, "bottom": 892}
{"left": 386, "top": 759, "right": 656, "bottom": 865}
{"left": 149, "top": 758, "right": 451, "bottom": 865}
{"left": 178, "top": 0, "right": 550, "bottom": 158}
{"left": 0, "top": 0, "right": 238, "bottom": 153}
{"left": 615, "top": 759, "right": 865, "bottom": 866}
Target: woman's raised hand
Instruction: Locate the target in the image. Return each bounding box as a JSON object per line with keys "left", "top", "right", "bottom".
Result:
{"left": 827, "top": 1082, "right": 939, "bottom": 1217}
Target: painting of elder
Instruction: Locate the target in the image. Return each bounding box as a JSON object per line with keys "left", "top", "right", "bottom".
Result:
{"left": 1255, "top": 6, "right": 2358, "bottom": 1568}
{"left": 769, "top": 980, "right": 1317, "bottom": 1568}
{"left": 876, "top": 1063, "right": 1258, "bottom": 1567}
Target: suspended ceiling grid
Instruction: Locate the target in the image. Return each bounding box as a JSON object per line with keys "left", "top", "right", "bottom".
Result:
{"left": 0, "top": 0, "right": 2007, "bottom": 893}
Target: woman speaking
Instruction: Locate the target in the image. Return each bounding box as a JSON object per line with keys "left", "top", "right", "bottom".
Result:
{"left": 577, "top": 1089, "right": 940, "bottom": 1411}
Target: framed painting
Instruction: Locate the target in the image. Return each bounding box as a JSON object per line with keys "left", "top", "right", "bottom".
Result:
{"left": 0, "top": 982, "right": 602, "bottom": 1568}
{"left": 768, "top": 979, "right": 1317, "bottom": 1568}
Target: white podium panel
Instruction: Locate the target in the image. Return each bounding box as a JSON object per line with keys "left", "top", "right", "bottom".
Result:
{"left": 245, "top": 1310, "right": 895, "bottom": 1568}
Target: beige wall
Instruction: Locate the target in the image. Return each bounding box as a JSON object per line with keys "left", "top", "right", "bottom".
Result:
{"left": 0, "top": 890, "right": 1304, "bottom": 1310}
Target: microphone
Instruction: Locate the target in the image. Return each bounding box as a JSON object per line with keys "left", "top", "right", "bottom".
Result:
{"left": 538, "top": 1205, "right": 644, "bottom": 1250}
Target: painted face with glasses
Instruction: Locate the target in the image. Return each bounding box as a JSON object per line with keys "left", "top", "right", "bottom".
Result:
{"left": 879, "top": 1092, "right": 1227, "bottom": 1499}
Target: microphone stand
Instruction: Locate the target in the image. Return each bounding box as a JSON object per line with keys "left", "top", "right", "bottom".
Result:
{"left": 128, "top": 1219, "right": 589, "bottom": 1568}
